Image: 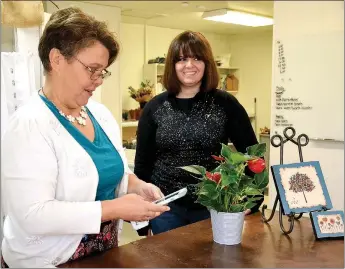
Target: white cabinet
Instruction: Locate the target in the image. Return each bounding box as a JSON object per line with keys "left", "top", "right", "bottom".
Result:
{"left": 143, "top": 63, "right": 165, "bottom": 96}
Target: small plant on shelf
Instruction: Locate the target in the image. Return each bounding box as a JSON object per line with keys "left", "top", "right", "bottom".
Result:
{"left": 128, "top": 80, "right": 154, "bottom": 107}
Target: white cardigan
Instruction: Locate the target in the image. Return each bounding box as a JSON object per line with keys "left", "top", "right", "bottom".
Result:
{"left": 1, "top": 94, "right": 130, "bottom": 268}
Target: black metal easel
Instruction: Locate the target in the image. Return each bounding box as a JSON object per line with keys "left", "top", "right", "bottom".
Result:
{"left": 261, "top": 126, "right": 309, "bottom": 235}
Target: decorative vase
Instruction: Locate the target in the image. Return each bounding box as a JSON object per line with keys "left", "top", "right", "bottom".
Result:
{"left": 210, "top": 209, "right": 245, "bottom": 245}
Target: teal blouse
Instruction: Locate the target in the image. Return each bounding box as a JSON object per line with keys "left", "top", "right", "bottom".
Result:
{"left": 40, "top": 95, "right": 124, "bottom": 201}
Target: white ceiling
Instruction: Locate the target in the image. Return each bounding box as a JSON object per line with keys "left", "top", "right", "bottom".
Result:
{"left": 83, "top": 1, "right": 274, "bottom": 35}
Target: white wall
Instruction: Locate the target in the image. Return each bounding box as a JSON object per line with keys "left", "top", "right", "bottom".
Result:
{"left": 46, "top": 1, "right": 122, "bottom": 124}
{"left": 120, "top": 23, "right": 145, "bottom": 110}
{"left": 229, "top": 30, "right": 273, "bottom": 134}
{"left": 145, "top": 26, "right": 184, "bottom": 62}
{"left": 269, "top": 1, "right": 344, "bottom": 211}
{"left": 145, "top": 26, "right": 235, "bottom": 63}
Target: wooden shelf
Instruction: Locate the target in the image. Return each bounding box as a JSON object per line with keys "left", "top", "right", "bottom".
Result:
{"left": 122, "top": 121, "right": 138, "bottom": 127}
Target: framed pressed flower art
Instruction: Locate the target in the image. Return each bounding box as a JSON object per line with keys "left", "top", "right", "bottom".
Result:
{"left": 271, "top": 161, "right": 333, "bottom": 215}
{"left": 310, "top": 210, "right": 344, "bottom": 240}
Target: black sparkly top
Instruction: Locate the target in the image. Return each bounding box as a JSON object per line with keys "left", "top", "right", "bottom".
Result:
{"left": 134, "top": 89, "right": 263, "bottom": 211}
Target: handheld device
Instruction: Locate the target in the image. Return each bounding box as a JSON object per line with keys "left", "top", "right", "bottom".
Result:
{"left": 153, "top": 187, "right": 188, "bottom": 205}
{"left": 131, "top": 220, "right": 149, "bottom": 230}
{"left": 130, "top": 188, "right": 188, "bottom": 230}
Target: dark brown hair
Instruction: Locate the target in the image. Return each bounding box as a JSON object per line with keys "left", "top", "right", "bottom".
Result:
{"left": 38, "top": 7, "right": 120, "bottom": 73}
{"left": 162, "top": 30, "right": 219, "bottom": 94}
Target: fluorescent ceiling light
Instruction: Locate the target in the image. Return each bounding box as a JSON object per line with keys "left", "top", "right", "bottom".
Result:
{"left": 202, "top": 9, "right": 273, "bottom": 27}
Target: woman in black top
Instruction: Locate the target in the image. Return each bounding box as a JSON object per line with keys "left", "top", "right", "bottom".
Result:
{"left": 134, "top": 30, "right": 263, "bottom": 235}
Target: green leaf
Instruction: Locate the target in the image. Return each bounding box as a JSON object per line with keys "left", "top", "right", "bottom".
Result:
{"left": 180, "top": 165, "right": 206, "bottom": 176}
{"left": 229, "top": 204, "right": 243, "bottom": 213}
{"left": 244, "top": 201, "right": 257, "bottom": 210}
{"left": 221, "top": 144, "right": 251, "bottom": 165}
{"left": 219, "top": 163, "right": 233, "bottom": 173}
{"left": 220, "top": 143, "right": 233, "bottom": 161}
{"left": 197, "top": 196, "right": 213, "bottom": 207}
{"left": 220, "top": 169, "right": 230, "bottom": 187}
{"left": 244, "top": 187, "right": 263, "bottom": 196}
{"left": 247, "top": 196, "right": 264, "bottom": 202}
{"left": 219, "top": 169, "right": 238, "bottom": 191}
{"left": 229, "top": 169, "right": 239, "bottom": 184}
{"left": 200, "top": 181, "right": 219, "bottom": 200}
{"left": 254, "top": 170, "right": 269, "bottom": 189}
{"left": 229, "top": 152, "right": 248, "bottom": 164}
{"left": 197, "top": 195, "right": 222, "bottom": 211}
{"left": 246, "top": 143, "right": 266, "bottom": 157}
{"left": 210, "top": 200, "right": 224, "bottom": 212}
{"left": 224, "top": 193, "right": 231, "bottom": 211}
{"left": 227, "top": 182, "right": 238, "bottom": 194}
{"left": 238, "top": 175, "right": 254, "bottom": 191}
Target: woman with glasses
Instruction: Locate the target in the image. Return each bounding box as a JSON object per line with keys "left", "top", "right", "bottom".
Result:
{"left": 134, "top": 31, "right": 263, "bottom": 235}
{"left": 1, "top": 7, "right": 169, "bottom": 268}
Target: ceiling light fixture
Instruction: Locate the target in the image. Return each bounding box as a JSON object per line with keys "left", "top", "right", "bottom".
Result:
{"left": 202, "top": 9, "right": 273, "bottom": 27}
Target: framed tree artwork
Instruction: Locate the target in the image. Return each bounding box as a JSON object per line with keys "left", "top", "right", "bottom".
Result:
{"left": 271, "top": 161, "right": 333, "bottom": 215}
{"left": 310, "top": 210, "right": 344, "bottom": 240}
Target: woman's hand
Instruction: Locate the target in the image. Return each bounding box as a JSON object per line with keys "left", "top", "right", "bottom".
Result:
{"left": 244, "top": 209, "right": 251, "bottom": 215}
{"left": 135, "top": 182, "right": 164, "bottom": 202}
{"left": 128, "top": 174, "right": 164, "bottom": 202}
{"left": 102, "top": 194, "right": 169, "bottom": 222}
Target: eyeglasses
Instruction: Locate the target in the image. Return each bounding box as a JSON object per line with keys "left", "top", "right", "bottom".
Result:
{"left": 74, "top": 57, "right": 111, "bottom": 80}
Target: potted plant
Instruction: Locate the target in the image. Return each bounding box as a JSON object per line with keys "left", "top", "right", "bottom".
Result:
{"left": 181, "top": 143, "right": 268, "bottom": 245}
{"left": 128, "top": 80, "right": 154, "bottom": 109}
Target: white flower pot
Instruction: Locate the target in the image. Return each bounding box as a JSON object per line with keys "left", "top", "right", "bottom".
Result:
{"left": 210, "top": 209, "right": 245, "bottom": 245}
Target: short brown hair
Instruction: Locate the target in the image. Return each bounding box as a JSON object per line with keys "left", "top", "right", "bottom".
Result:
{"left": 162, "top": 31, "right": 219, "bottom": 94}
{"left": 38, "top": 7, "right": 120, "bottom": 73}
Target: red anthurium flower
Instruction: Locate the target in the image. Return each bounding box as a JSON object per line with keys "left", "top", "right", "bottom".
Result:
{"left": 212, "top": 172, "right": 221, "bottom": 184}
{"left": 247, "top": 158, "right": 266, "bottom": 173}
{"left": 211, "top": 155, "right": 225, "bottom": 162}
{"left": 206, "top": 171, "right": 213, "bottom": 180}
{"left": 205, "top": 171, "right": 221, "bottom": 184}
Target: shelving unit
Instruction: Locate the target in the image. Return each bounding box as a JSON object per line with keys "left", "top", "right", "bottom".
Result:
{"left": 143, "top": 63, "right": 165, "bottom": 96}
{"left": 218, "top": 66, "right": 240, "bottom": 94}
